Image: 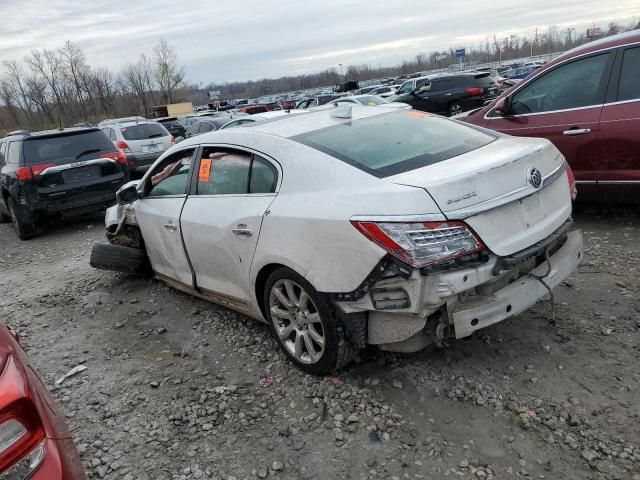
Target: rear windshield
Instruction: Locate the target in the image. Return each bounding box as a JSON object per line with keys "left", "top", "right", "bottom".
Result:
{"left": 22, "top": 130, "right": 115, "bottom": 165}
{"left": 293, "top": 111, "right": 496, "bottom": 177}
{"left": 120, "top": 123, "right": 167, "bottom": 141}
{"left": 158, "top": 120, "right": 181, "bottom": 128}
{"left": 355, "top": 95, "right": 388, "bottom": 106}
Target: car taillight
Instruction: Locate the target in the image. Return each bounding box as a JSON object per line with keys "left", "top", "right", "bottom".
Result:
{"left": 351, "top": 220, "right": 485, "bottom": 268}
{"left": 116, "top": 140, "right": 131, "bottom": 153}
{"left": 100, "top": 151, "right": 128, "bottom": 166}
{"left": 15, "top": 163, "right": 55, "bottom": 182}
{"left": 0, "top": 359, "right": 46, "bottom": 476}
{"left": 566, "top": 163, "right": 577, "bottom": 200}
{"left": 466, "top": 87, "right": 484, "bottom": 95}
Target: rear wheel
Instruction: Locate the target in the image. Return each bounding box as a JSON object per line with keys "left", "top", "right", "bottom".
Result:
{"left": 448, "top": 101, "right": 464, "bottom": 116}
{"left": 90, "top": 243, "right": 151, "bottom": 276}
{"left": 264, "top": 267, "right": 358, "bottom": 375}
{"left": 8, "top": 199, "right": 37, "bottom": 240}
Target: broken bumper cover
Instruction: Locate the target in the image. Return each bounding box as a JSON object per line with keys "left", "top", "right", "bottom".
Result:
{"left": 451, "top": 230, "right": 583, "bottom": 338}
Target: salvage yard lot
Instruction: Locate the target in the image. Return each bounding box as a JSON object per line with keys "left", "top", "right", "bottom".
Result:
{"left": 0, "top": 207, "right": 638, "bottom": 480}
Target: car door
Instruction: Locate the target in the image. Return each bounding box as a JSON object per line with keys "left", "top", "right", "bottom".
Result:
{"left": 180, "top": 146, "right": 279, "bottom": 308}
{"left": 597, "top": 44, "right": 640, "bottom": 202}
{"left": 133, "top": 147, "right": 197, "bottom": 286}
{"left": 483, "top": 51, "right": 615, "bottom": 201}
{"left": 408, "top": 81, "right": 435, "bottom": 111}
{"left": 427, "top": 77, "right": 457, "bottom": 114}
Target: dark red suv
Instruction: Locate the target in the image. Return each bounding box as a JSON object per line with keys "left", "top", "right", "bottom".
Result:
{"left": 460, "top": 30, "right": 640, "bottom": 202}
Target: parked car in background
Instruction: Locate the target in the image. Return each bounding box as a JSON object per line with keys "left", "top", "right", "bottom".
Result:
{"left": 184, "top": 114, "right": 249, "bottom": 138}
{"left": 0, "top": 324, "right": 86, "bottom": 478}
{"left": 353, "top": 86, "right": 377, "bottom": 95}
{"left": 237, "top": 105, "right": 271, "bottom": 115}
{"left": 296, "top": 94, "right": 345, "bottom": 109}
{"left": 368, "top": 85, "right": 399, "bottom": 98}
{"left": 503, "top": 65, "right": 539, "bottom": 80}
{"left": 328, "top": 95, "right": 412, "bottom": 110}
{"left": 460, "top": 30, "right": 640, "bottom": 203}
{"left": 395, "top": 72, "right": 499, "bottom": 116}
{"left": 220, "top": 110, "right": 307, "bottom": 129}
{"left": 334, "top": 80, "right": 359, "bottom": 93}
{"left": 101, "top": 121, "right": 173, "bottom": 173}
{"left": 154, "top": 116, "right": 186, "bottom": 138}
{"left": 0, "top": 127, "right": 128, "bottom": 239}
{"left": 393, "top": 76, "right": 434, "bottom": 98}
{"left": 91, "top": 105, "right": 582, "bottom": 375}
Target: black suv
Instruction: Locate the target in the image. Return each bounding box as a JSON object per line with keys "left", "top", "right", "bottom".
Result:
{"left": 154, "top": 116, "right": 186, "bottom": 138}
{"left": 395, "top": 72, "right": 499, "bottom": 116}
{"left": 0, "top": 128, "right": 129, "bottom": 239}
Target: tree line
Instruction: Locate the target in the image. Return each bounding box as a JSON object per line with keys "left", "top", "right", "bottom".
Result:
{"left": 0, "top": 39, "right": 185, "bottom": 134}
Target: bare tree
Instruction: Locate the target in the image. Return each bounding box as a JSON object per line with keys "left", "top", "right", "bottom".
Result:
{"left": 152, "top": 39, "right": 185, "bottom": 104}
{"left": 122, "top": 54, "right": 155, "bottom": 116}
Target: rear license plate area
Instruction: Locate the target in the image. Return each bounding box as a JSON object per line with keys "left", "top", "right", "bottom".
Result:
{"left": 62, "top": 165, "right": 102, "bottom": 183}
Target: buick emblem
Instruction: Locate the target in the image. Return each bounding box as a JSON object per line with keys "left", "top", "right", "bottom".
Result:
{"left": 527, "top": 167, "right": 542, "bottom": 189}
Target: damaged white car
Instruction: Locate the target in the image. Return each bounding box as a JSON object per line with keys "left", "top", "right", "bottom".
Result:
{"left": 91, "top": 105, "right": 583, "bottom": 374}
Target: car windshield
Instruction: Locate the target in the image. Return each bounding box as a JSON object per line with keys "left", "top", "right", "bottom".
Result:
{"left": 22, "top": 130, "right": 115, "bottom": 165}
{"left": 120, "top": 123, "right": 167, "bottom": 140}
{"left": 294, "top": 111, "right": 495, "bottom": 177}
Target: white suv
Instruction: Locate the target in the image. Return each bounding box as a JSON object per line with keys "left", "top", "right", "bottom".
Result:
{"left": 101, "top": 121, "right": 173, "bottom": 172}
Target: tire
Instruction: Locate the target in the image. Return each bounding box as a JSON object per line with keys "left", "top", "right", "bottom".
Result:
{"left": 8, "top": 199, "right": 37, "bottom": 240}
{"left": 448, "top": 101, "right": 464, "bottom": 116}
{"left": 263, "top": 267, "right": 359, "bottom": 375}
{"left": 90, "top": 243, "right": 151, "bottom": 276}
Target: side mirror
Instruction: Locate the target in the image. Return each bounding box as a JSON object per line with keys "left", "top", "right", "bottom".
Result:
{"left": 116, "top": 181, "right": 140, "bottom": 205}
{"left": 494, "top": 96, "right": 512, "bottom": 116}
{"left": 175, "top": 136, "right": 184, "bottom": 144}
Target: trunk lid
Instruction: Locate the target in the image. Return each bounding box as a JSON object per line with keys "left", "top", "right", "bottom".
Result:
{"left": 387, "top": 137, "right": 571, "bottom": 255}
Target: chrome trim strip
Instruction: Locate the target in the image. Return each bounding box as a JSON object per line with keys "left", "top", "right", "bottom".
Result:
{"left": 541, "top": 161, "right": 568, "bottom": 188}
{"left": 40, "top": 158, "right": 116, "bottom": 175}
{"left": 575, "top": 180, "right": 597, "bottom": 184}
{"left": 350, "top": 213, "right": 446, "bottom": 223}
{"left": 597, "top": 180, "right": 640, "bottom": 185}
{"left": 446, "top": 160, "right": 566, "bottom": 220}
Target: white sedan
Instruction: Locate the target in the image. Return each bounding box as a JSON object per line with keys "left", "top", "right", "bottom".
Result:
{"left": 91, "top": 105, "right": 583, "bottom": 374}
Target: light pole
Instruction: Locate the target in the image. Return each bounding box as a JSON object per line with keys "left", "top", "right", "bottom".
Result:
{"left": 339, "top": 63, "right": 343, "bottom": 79}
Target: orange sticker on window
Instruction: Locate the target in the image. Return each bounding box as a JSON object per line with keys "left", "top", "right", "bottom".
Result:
{"left": 405, "top": 111, "right": 431, "bottom": 118}
{"left": 198, "top": 158, "right": 212, "bottom": 182}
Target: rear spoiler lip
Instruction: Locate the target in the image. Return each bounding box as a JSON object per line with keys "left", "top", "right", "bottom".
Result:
{"left": 38, "top": 157, "right": 117, "bottom": 176}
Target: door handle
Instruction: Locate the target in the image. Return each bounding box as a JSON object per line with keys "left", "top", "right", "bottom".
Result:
{"left": 232, "top": 224, "right": 253, "bottom": 237}
{"left": 562, "top": 128, "right": 591, "bottom": 136}
{"left": 163, "top": 223, "right": 177, "bottom": 232}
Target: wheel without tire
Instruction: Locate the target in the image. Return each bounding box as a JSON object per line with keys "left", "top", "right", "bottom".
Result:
{"left": 448, "top": 101, "right": 464, "bottom": 116}
{"left": 8, "top": 199, "right": 37, "bottom": 240}
{"left": 90, "top": 243, "right": 151, "bottom": 276}
{"left": 264, "top": 267, "right": 359, "bottom": 375}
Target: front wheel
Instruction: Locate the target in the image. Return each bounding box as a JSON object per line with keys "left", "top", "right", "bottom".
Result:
{"left": 264, "top": 267, "right": 358, "bottom": 375}
{"left": 448, "top": 101, "right": 464, "bottom": 116}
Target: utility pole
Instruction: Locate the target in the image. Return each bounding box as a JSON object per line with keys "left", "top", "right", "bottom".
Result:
{"left": 339, "top": 63, "right": 343, "bottom": 79}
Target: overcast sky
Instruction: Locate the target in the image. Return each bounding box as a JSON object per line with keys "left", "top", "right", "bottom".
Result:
{"left": 0, "top": 0, "right": 637, "bottom": 84}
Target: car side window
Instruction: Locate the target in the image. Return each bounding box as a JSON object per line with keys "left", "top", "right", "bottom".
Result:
{"left": 250, "top": 156, "right": 277, "bottom": 194}
{"left": 617, "top": 46, "right": 640, "bottom": 102}
{"left": 510, "top": 53, "right": 610, "bottom": 115}
{"left": 0, "top": 142, "right": 6, "bottom": 164}
{"left": 199, "top": 122, "right": 214, "bottom": 133}
{"left": 195, "top": 149, "right": 277, "bottom": 195}
{"left": 6, "top": 142, "right": 20, "bottom": 164}
{"left": 146, "top": 148, "right": 195, "bottom": 197}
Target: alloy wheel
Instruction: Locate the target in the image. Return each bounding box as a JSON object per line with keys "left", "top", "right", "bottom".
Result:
{"left": 268, "top": 279, "right": 325, "bottom": 364}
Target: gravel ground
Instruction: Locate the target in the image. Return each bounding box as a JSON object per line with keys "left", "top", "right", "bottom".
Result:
{"left": 0, "top": 206, "right": 639, "bottom": 480}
